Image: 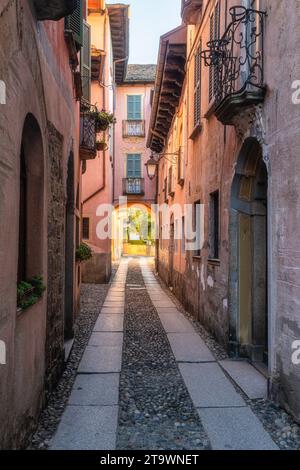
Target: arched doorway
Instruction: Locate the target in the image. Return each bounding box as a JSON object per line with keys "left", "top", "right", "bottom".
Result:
{"left": 229, "top": 138, "right": 268, "bottom": 364}
{"left": 112, "top": 203, "right": 156, "bottom": 260}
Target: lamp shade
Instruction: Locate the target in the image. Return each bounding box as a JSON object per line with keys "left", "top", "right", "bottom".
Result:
{"left": 145, "top": 155, "right": 158, "bottom": 180}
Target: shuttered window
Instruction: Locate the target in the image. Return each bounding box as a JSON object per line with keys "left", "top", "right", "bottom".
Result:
{"left": 127, "top": 154, "right": 141, "bottom": 178}
{"left": 209, "top": 1, "right": 221, "bottom": 103}
{"left": 82, "top": 217, "right": 90, "bottom": 240}
{"left": 81, "top": 20, "right": 91, "bottom": 102}
{"left": 194, "top": 40, "right": 202, "bottom": 128}
{"left": 65, "top": 0, "right": 84, "bottom": 49}
{"left": 127, "top": 95, "right": 142, "bottom": 120}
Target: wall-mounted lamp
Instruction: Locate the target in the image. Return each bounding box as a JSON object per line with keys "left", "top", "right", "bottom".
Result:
{"left": 145, "top": 149, "right": 181, "bottom": 180}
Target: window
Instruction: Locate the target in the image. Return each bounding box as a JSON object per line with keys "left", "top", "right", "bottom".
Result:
{"left": 181, "top": 216, "right": 185, "bottom": 254}
{"left": 127, "top": 154, "right": 141, "bottom": 178}
{"left": 168, "top": 166, "right": 174, "bottom": 196}
{"left": 127, "top": 95, "right": 142, "bottom": 120}
{"left": 209, "top": 191, "right": 220, "bottom": 259}
{"left": 194, "top": 41, "right": 202, "bottom": 128}
{"left": 65, "top": 0, "right": 84, "bottom": 49}
{"left": 209, "top": 1, "right": 221, "bottom": 103}
{"left": 193, "top": 200, "right": 201, "bottom": 257}
{"left": 81, "top": 20, "right": 91, "bottom": 102}
{"left": 82, "top": 217, "right": 90, "bottom": 240}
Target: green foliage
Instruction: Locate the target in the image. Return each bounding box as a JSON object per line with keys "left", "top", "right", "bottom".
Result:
{"left": 93, "top": 110, "right": 116, "bottom": 131}
{"left": 76, "top": 243, "right": 92, "bottom": 262}
{"left": 17, "top": 276, "right": 46, "bottom": 311}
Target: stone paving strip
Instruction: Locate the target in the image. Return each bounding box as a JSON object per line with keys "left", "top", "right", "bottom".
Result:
{"left": 50, "top": 261, "right": 129, "bottom": 450}
{"left": 140, "top": 258, "right": 278, "bottom": 451}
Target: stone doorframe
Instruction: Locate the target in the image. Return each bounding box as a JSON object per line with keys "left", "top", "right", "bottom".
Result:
{"left": 229, "top": 137, "right": 269, "bottom": 364}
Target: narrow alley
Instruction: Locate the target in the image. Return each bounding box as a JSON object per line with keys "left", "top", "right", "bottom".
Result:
{"left": 1, "top": 0, "right": 300, "bottom": 457}
{"left": 29, "top": 259, "right": 299, "bottom": 451}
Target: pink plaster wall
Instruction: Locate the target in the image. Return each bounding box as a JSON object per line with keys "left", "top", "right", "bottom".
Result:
{"left": 114, "top": 84, "right": 157, "bottom": 205}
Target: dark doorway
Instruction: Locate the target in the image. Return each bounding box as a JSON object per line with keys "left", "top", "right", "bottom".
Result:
{"left": 65, "top": 151, "right": 75, "bottom": 340}
{"left": 229, "top": 138, "right": 268, "bottom": 364}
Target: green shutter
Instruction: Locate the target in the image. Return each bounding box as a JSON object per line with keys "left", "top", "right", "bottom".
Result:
{"left": 127, "top": 154, "right": 141, "bottom": 177}
{"left": 81, "top": 20, "right": 91, "bottom": 102}
{"left": 127, "top": 96, "right": 142, "bottom": 120}
{"left": 65, "top": 0, "right": 83, "bottom": 49}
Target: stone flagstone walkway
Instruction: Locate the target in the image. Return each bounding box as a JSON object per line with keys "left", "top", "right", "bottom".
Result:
{"left": 50, "top": 258, "right": 278, "bottom": 451}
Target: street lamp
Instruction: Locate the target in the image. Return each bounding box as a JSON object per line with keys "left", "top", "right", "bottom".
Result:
{"left": 145, "top": 155, "right": 158, "bottom": 180}
{"left": 145, "top": 149, "right": 181, "bottom": 180}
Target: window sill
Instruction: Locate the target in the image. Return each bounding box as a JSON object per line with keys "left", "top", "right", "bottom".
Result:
{"left": 208, "top": 258, "right": 220, "bottom": 266}
{"left": 189, "top": 123, "right": 202, "bottom": 140}
{"left": 204, "top": 100, "right": 217, "bottom": 120}
{"left": 17, "top": 296, "right": 43, "bottom": 317}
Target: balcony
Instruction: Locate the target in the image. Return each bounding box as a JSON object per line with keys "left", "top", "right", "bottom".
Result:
{"left": 34, "top": 0, "right": 76, "bottom": 21}
{"left": 123, "top": 178, "right": 145, "bottom": 196}
{"left": 79, "top": 109, "right": 97, "bottom": 160}
{"left": 181, "top": 0, "right": 203, "bottom": 25}
{"left": 123, "top": 120, "right": 145, "bottom": 138}
{"left": 202, "top": 6, "right": 266, "bottom": 125}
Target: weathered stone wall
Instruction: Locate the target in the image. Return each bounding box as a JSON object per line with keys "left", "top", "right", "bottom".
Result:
{"left": 0, "top": 1, "right": 80, "bottom": 447}
{"left": 45, "top": 122, "right": 66, "bottom": 394}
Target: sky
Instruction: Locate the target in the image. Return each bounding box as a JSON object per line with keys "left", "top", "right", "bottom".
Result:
{"left": 108, "top": 0, "right": 182, "bottom": 64}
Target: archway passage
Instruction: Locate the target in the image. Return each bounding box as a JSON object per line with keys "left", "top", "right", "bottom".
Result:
{"left": 230, "top": 138, "right": 268, "bottom": 364}
{"left": 112, "top": 203, "right": 156, "bottom": 260}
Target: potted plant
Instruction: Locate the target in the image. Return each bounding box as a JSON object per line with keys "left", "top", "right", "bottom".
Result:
{"left": 76, "top": 243, "right": 92, "bottom": 263}
{"left": 17, "top": 276, "right": 46, "bottom": 310}
{"left": 95, "top": 110, "right": 116, "bottom": 132}
{"left": 96, "top": 139, "right": 108, "bottom": 151}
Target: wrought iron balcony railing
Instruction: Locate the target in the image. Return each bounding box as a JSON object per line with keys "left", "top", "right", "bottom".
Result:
{"left": 123, "top": 178, "right": 145, "bottom": 196}
{"left": 202, "top": 6, "right": 266, "bottom": 124}
{"left": 79, "top": 107, "right": 97, "bottom": 160}
{"left": 181, "top": 0, "right": 203, "bottom": 25}
{"left": 123, "top": 120, "right": 145, "bottom": 138}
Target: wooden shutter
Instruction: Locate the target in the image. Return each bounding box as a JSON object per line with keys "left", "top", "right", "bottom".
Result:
{"left": 194, "top": 40, "right": 202, "bottom": 128}
{"left": 65, "top": 0, "right": 83, "bottom": 48}
{"left": 127, "top": 154, "right": 141, "bottom": 177}
{"left": 127, "top": 96, "right": 142, "bottom": 120}
{"left": 82, "top": 20, "right": 91, "bottom": 102}
{"left": 209, "top": 1, "right": 221, "bottom": 103}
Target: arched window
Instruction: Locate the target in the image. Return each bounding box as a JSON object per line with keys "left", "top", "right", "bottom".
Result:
{"left": 18, "top": 114, "right": 44, "bottom": 284}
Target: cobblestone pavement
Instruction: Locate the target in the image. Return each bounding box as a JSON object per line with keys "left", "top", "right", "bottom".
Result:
{"left": 117, "top": 260, "right": 209, "bottom": 450}
{"left": 29, "top": 258, "right": 300, "bottom": 450}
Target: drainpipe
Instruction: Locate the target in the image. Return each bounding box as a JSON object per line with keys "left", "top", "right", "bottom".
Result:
{"left": 112, "top": 57, "right": 128, "bottom": 205}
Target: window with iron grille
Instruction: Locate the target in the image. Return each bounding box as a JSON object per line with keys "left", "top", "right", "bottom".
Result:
{"left": 82, "top": 217, "right": 90, "bottom": 240}
{"left": 209, "top": 1, "right": 221, "bottom": 103}
{"left": 81, "top": 20, "right": 91, "bottom": 102}
{"left": 194, "top": 40, "right": 202, "bottom": 128}
{"left": 65, "top": 0, "right": 84, "bottom": 49}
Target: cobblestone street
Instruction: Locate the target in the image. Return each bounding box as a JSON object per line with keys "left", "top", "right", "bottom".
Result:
{"left": 36, "top": 258, "right": 299, "bottom": 451}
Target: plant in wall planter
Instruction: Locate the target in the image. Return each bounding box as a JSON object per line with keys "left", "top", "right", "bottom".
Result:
{"left": 17, "top": 276, "right": 46, "bottom": 311}
{"left": 96, "top": 139, "right": 108, "bottom": 151}
{"left": 95, "top": 111, "right": 116, "bottom": 132}
{"left": 76, "top": 243, "right": 93, "bottom": 263}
